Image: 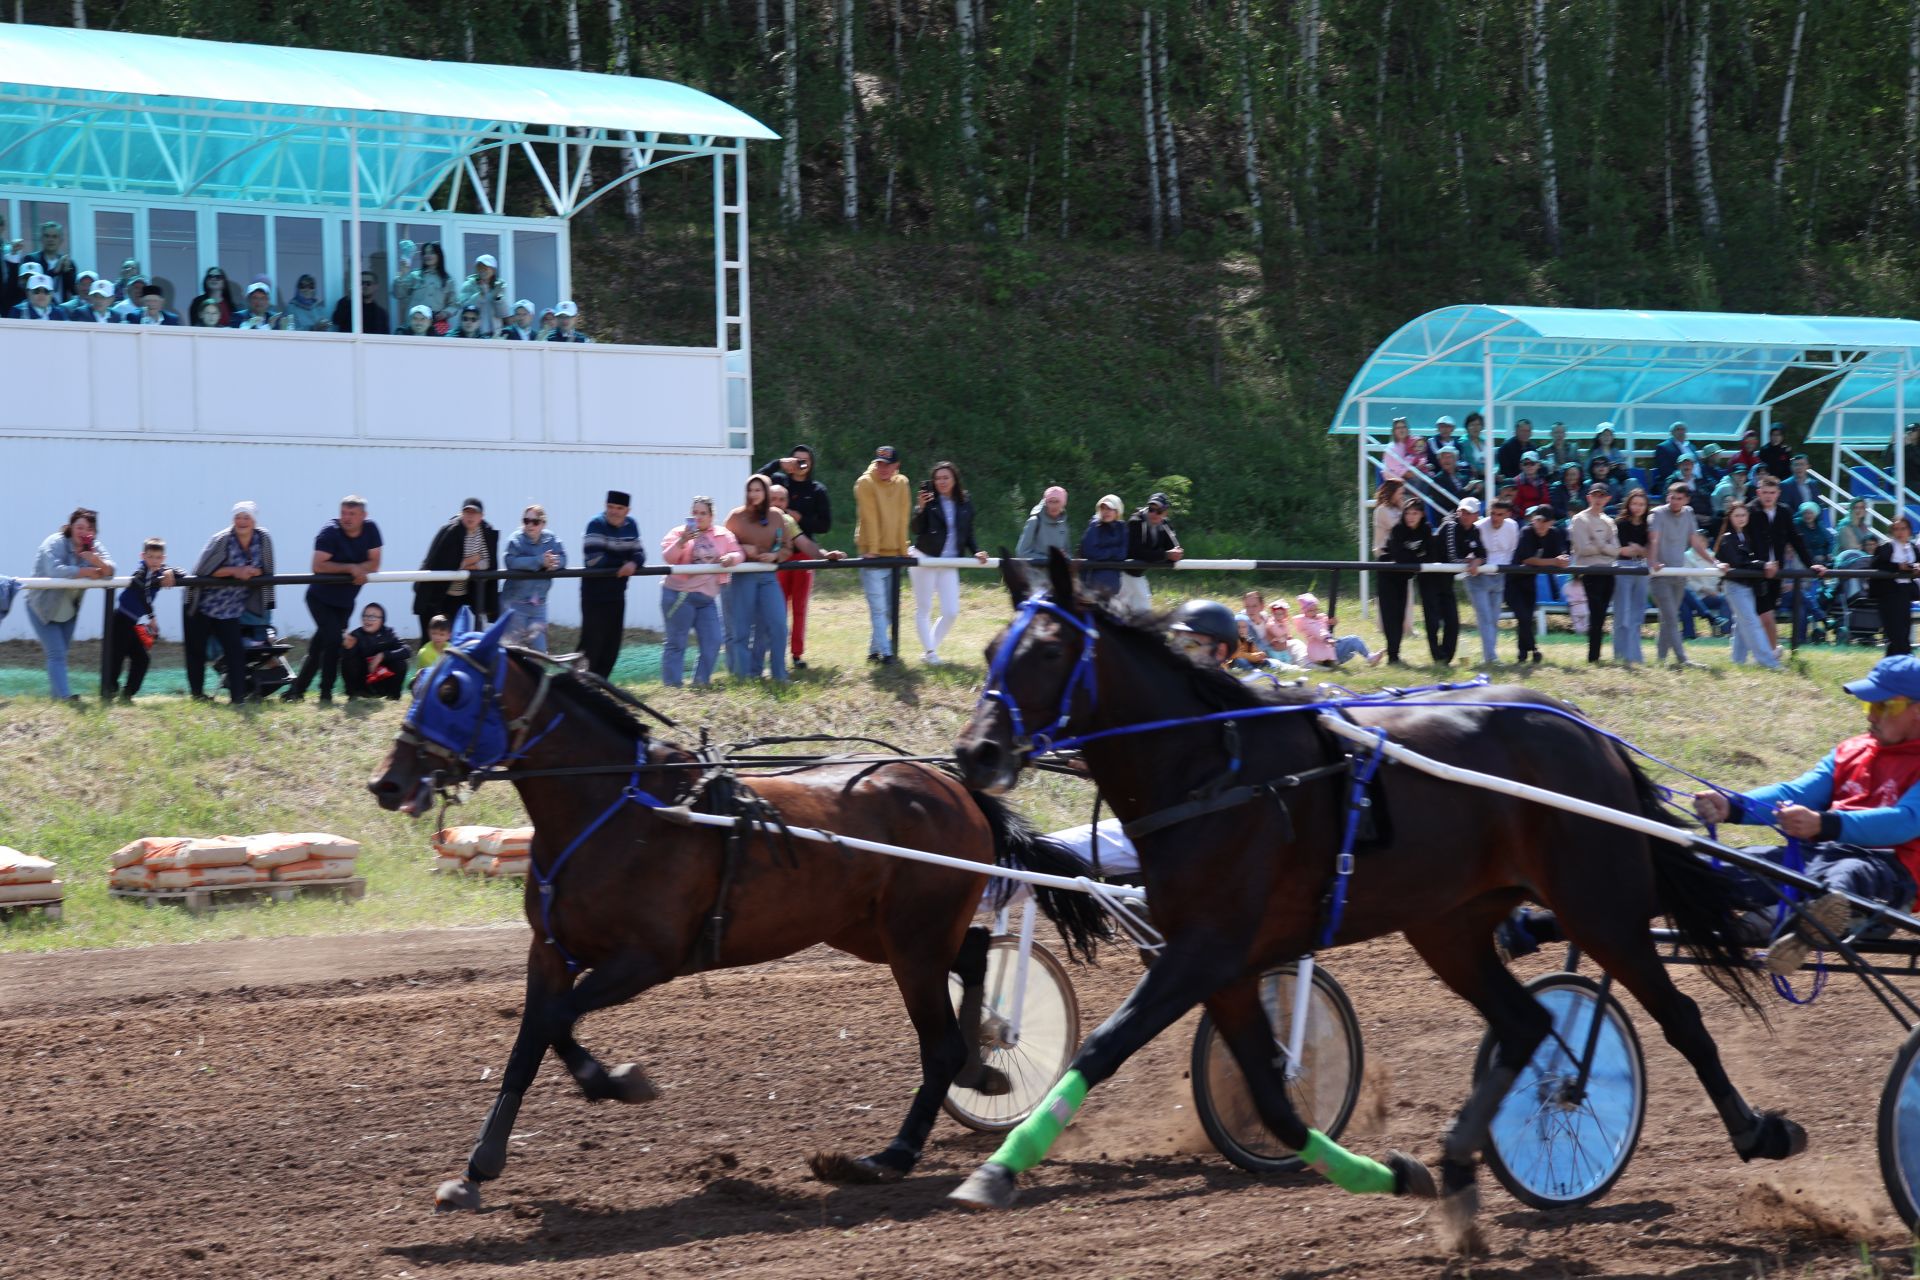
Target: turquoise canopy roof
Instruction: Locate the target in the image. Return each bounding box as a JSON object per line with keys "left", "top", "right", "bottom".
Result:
{"left": 1330, "top": 305, "right": 1920, "bottom": 444}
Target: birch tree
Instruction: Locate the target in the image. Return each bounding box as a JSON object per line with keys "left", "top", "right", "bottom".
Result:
{"left": 884, "top": 0, "right": 905, "bottom": 227}
{"left": 1058, "top": 0, "right": 1080, "bottom": 238}
{"left": 1366, "top": 0, "right": 1392, "bottom": 251}
{"left": 1300, "top": 0, "right": 1323, "bottom": 229}
{"left": 610, "top": 0, "right": 642, "bottom": 229}
{"left": 956, "top": 0, "right": 990, "bottom": 231}
{"left": 1154, "top": 5, "right": 1182, "bottom": 238}
{"left": 1772, "top": 0, "right": 1808, "bottom": 196}
{"left": 837, "top": 0, "right": 859, "bottom": 227}
{"left": 1686, "top": 0, "right": 1721, "bottom": 239}
{"left": 71, "top": 0, "right": 84, "bottom": 27}
{"left": 563, "top": 0, "right": 593, "bottom": 195}
{"left": 780, "top": 0, "right": 802, "bottom": 225}
{"left": 1907, "top": 0, "right": 1920, "bottom": 217}
{"left": 1140, "top": 8, "right": 1164, "bottom": 246}
{"left": 1528, "top": 0, "right": 1560, "bottom": 253}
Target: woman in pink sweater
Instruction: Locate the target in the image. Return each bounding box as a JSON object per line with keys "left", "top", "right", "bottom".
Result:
{"left": 659, "top": 497, "right": 744, "bottom": 686}
{"left": 1295, "top": 593, "right": 1383, "bottom": 667}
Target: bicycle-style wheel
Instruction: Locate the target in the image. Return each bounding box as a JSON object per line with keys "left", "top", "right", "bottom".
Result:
{"left": 942, "top": 937, "right": 1082, "bottom": 1133}
{"left": 1478, "top": 972, "right": 1646, "bottom": 1209}
{"left": 1876, "top": 1021, "right": 1920, "bottom": 1231}
{"left": 1190, "top": 963, "right": 1365, "bottom": 1174}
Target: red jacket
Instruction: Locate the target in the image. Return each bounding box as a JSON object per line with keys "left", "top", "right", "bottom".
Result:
{"left": 1831, "top": 733, "right": 1920, "bottom": 894}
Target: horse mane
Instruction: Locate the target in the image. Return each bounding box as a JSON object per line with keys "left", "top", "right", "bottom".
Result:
{"left": 1071, "top": 593, "right": 1316, "bottom": 714}
{"left": 502, "top": 647, "right": 666, "bottom": 743}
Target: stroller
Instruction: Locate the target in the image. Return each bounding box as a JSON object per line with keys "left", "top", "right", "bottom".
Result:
{"left": 1826, "top": 549, "right": 1883, "bottom": 646}
{"left": 211, "top": 612, "right": 295, "bottom": 697}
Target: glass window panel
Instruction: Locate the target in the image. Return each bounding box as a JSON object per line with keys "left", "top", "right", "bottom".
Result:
{"left": 398, "top": 222, "right": 444, "bottom": 279}
{"left": 148, "top": 209, "right": 199, "bottom": 313}
{"left": 273, "top": 216, "right": 325, "bottom": 312}
{"left": 93, "top": 211, "right": 137, "bottom": 291}
{"left": 341, "top": 219, "right": 392, "bottom": 326}
{"left": 216, "top": 212, "right": 268, "bottom": 297}
{"left": 459, "top": 231, "right": 500, "bottom": 284}
{"left": 512, "top": 229, "right": 560, "bottom": 321}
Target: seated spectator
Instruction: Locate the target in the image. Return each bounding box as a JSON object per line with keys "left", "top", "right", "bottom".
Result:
{"left": 449, "top": 303, "right": 487, "bottom": 339}
{"left": 412, "top": 614, "right": 454, "bottom": 691}
{"left": 340, "top": 602, "right": 413, "bottom": 699}
{"left": 500, "top": 504, "right": 566, "bottom": 653}
{"left": 1549, "top": 463, "right": 1586, "bottom": 520}
{"left": 190, "top": 266, "right": 237, "bottom": 327}
{"left": 1511, "top": 452, "right": 1551, "bottom": 515}
{"left": 109, "top": 277, "right": 145, "bottom": 320}
{"left": 1405, "top": 434, "right": 1435, "bottom": 478}
{"left": 1458, "top": 413, "right": 1486, "bottom": 473}
{"left": 59, "top": 270, "right": 100, "bottom": 317}
{"left": 1838, "top": 499, "right": 1876, "bottom": 556}
{"left": 283, "top": 275, "right": 330, "bottom": 331}
{"left": 1496, "top": 418, "right": 1536, "bottom": 479}
{"left": 192, "top": 299, "right": 225, "bottom": 328}
{"left": 393, "top": 241, "right": 456, "bottom": 331}
{"left": 1079, "top": 494, "right": 1129, "bottom": 595}
{"left": 457, "top": 255, "right": 509, "bottom": 336}
{"left": 1541, "top": 421, "right": 1573, "bottom": 472}
{"left": 537, "top": 306, "right": 557, "bottom": 337}
{"left": 499, "top": 299, "right": 539, "bottom": 341}
{"left": 1589, "top": 457, "right": 1626, "bottom": 509}
{"left": 330, "top": 273, "right": 391, "bottom": 335}
{"left": 125, "top": 282, "right": 181, "bottom": 326}
{"left": 1429, "top": 415, "right": 1464, "bottom": 460}
{"left": 1711, "top": 464, "right": 1750, "bottom": 512}
{"left": 1432, "top": 445, "right": 1480, "bottom": 504}
{"left": 1380, "top": 417, "right": 1425, "bottom": 481}
{"left": 9, "top": 274, "right": 66, "bottom": 321}
{"left": 1780, "top": 454, "right": 1818, "bottom": 510}
{"left": 233, "top": 282, "right": 284, "bottom": 330}
{"left": 113, "top": 259, "right": 143, "bottom": 300}
{"left": 1589, "top": 423, "right": 1627, "bottom": 470}
{"left": 1016, "top": 486, "right": 1073, "bottom": 560}
{"left": 1695, "top": 443, "right": 1726, "bottom": 486}
{"left": 73, "top": 278, "right": 119, "bottom": 324}
{"left": 399, "top": 304, "right": 435, "bottom": 337}
{"left": 659, "top": 497, "right": 743, "bottom": 687}
{"left": 1760, "top": 425, "right": 1793, "bottom": 479}
{"left": 548, "top": 300, "right": 592, "bottom": 343}
{"left": 1296, "top": 592, "right": 1381, "bottom": 667}
{"left": 1731, "top": 429, "right": 1762, "bottom": 470}
{"left": 1235, "top": 590, "right": 1305, "bottom": 664}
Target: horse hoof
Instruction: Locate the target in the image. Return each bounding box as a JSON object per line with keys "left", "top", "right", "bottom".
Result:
{"left": 434, "top": 1178, "right": 482, "bottom": 1212}
{"left": 1388, "top": 1150, "right": 1436, "bottom": 1199}
{"left": 956, "top": 1064, "right": 1013, "bottom": 1097}
{"left": 808, "top": 1151, "right": 906, "bottom": 1185}
{"left": 1436, "top": 1184, "right": 1484, "bottom": 1255}
{"left": 607, "top": 1063, "right": 659, "bottom": 1104}
{"left": 1737, "top": 1112, "right": 1808, "bottom": 1162}
{"left": 948, "top": 1162, "right": 1019, "bottom": 1211}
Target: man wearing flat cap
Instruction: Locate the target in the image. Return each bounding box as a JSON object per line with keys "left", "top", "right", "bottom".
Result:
{"left": 414, "top": 498, "right": 499, "bottom": 642}
{"left": 580, "top": 489, "right": 647, "bottom": 679}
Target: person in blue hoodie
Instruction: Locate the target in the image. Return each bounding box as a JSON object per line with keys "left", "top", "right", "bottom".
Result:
{"left": 500, "top": 504, "right": 567, "bottom": 652}
{"left": 1078, "top": 494, "right": 1129, "bottom": 596}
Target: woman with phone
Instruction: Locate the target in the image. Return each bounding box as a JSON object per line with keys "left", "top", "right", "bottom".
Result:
{"left": 28, "top": 506, "right": 115, "bottom": 702}
{"left": 724, "top": 476, "right": 793, "bottom": 681}
{"left": 909, "top": 460, "right": 989, "bottom": 666}
{"left": 660, "top": 497, "right": 743, "bottom": 686}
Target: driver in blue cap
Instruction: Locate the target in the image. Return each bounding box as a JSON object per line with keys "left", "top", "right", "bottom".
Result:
{"left": 1506, "top": 654, "right": 1920, "bottom": 975}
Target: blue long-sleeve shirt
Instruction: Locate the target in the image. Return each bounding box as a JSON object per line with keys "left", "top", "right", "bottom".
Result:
{"left": 500, "top": 530, "right": 565, "bottom": 607}
{"left": 1737, "top": 751, "right": 1920, "bottom": 848}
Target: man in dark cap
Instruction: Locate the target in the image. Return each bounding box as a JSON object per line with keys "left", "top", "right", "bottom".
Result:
{"left": 760, "top": 445, "right": 832, "bottom": 669}
{"left": 580, "top": 489, "right": 646, "bottom": 679}
{"left": 414, "top": 498, "right": 499, "bottom": 642}
{"left": 1119, "top": 492, "right": 1183, "bottom": 614}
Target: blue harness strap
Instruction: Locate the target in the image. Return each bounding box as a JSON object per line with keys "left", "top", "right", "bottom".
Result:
{"left": 531, "top": 740, "right": 666, "bottom": 974}
{"left": 1321, "top": 726, "right": 1387, "bottom": 950}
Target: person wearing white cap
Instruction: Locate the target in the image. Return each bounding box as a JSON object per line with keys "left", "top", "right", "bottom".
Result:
{"left": 233, "top": 281, "right": 284, "bottom": 330}
{"left": 392, "top": 240, "right": 455, "bottom": 330}
{"left": 456, "top": 253, "right": 509, "bottom": 337}
{"left": 498, "top": 299, "right": 538, "bottom": 341}
{"left": 59, "top": 270, "right": 100, "bottom": 318}
{"left": 77, "top": 277, "right": 119, "bottom": 324}
{"left": 8, "top": 273, "right": 66, "bottom": 321}
{"left": 548, "top": 300, "right": 592, "bottom": 343}
{"left": 1077, "top": 494, "right": 1129, "bottom": 595}
{"left": 1430, "top": 498, "right": 1485, "bottom": 664}
{"left": 399, "top": 303, "right": 435, "bottom": 337}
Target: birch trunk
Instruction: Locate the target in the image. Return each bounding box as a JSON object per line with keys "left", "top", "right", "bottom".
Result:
{"left": 1232, "top": 0, "right": 1264, "bottom": 245}
{"left": 71, "top": 0, "right": 84, "bottom": 27}
{"left": 1366, "top": 0, "right": 1392, "bottom": 252}
{"left": 1907, "top": 0, "right": 1920, "bottom": 216}
{"left": 1663, "top": 1, "right": 1677, "bottom": 241}
{"left": 1686, "top": 0, "right": 1721, "bottom": 238}
{"left": 1153, "top": 6, "right": 1182, "bottom": 237}
{"left": 609, "top": 0, "right": 642, "bottom": 228}
{"left": 1058, "top": 0, "right": 1080, "bottom": 238}
{"left": 1141, "top": 8, "right": 1164, "bottom": 247}
{"left": 1529, "top": 0, "right": 1560, "bottom": 253}
{"left": 464, "top": 22, "right": 493, "bottom": 198}
{"left": 838, "top": 0, "right": 859, "bottom": 227}
{"left": 1301, "top": 0, "right": 1322, "bottom": 227}
{"left": 1772, "top": 0, "right": 1807, "bottom": 195}
{"left": 564, "top": 0, "right": 593, "bottom": 195}
{"left": 758, "top": 0, "right": 770, "bottom": 47}
{"left": 885, "top": 0, "right": 904, "bottom": 228}
{"left": 780, "top": 0, "right": 802, "bottom": 225}
{"left": 956, "top": 0, "right": 990, "bottom": 231}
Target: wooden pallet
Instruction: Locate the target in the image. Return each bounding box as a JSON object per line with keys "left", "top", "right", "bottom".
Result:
{"left": 0, "top": 897, "right": 64, "bottom": 922}
{"left": 109, "top": 876, "right": 366, "bottom": 915}
{"left": 429, "top": 862, "right": 527, "bottom": 880}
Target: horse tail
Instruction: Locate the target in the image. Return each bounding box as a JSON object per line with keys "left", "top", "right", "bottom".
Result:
{"left": 966, "top": 789, "right": 1114, "bottom": 963}
{"left": 1617, "top": 745, "right": 1767, "bottom": 1021}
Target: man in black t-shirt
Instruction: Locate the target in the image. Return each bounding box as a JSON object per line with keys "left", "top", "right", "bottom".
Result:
{"left": 284, "top": 496, "right": 384, "bottom": 703}
{"left": 1510, "top": 505, "right": 1569, "bottom": 663}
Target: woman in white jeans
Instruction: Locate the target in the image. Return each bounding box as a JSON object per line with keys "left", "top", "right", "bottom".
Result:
{"left": 1715, "top": 503, "right": 1781, "bottom": 669}
{"left": 909, "top": 461, "right": 989, "bottom": 665}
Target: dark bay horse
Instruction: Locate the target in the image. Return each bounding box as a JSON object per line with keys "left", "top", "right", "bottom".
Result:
{"left": 368, "top": 611, "right": 1107, "bottom": 1211}
{"left": 949, "top": 551, "right": 1802, "bottom": 1250}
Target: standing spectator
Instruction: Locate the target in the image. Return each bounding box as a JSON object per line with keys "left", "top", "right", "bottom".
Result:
{"left": 725, "top": 476, "right": 792, "bottom": 681}
{"left": 10, "top": 274, "right": 65, "bottom": 321}
{"left": 579, "top": 490, "right": 646, "bottom": 680}
{"left": 1120, "top": 492, "right": 1183, "bottom": 615}
{"left": 853, "top": 444, "right": 912, "bottom": 664}
{"left": 1549, "top": 463, "right": 1587, "bottom": 520}
{"left": 1760, "top": 426, "right": 1793, "bottom": 480}
{"left": 1838, "top": 500, "right": 1877, "bottom": 556}
{"left": 456, "top": 254, "right": 509, "bottom": 336}
{"left": 1458, "top": 412, "right": 1486, "bottom": 474}
{"left": 1652, "top": 422, "right": 1696, "bottom": 491}
{"left": 109, "top": 538, "right": 178, "bottom": 700}
{"left": 1296, "top": 593, "right": 1380, "bottom": 667}
{"left": 1513, "top": 506, "right": 1570, "bottom": 663}
{"left": 1749, "top": 476, "right": 1825, "bottom": 656}
{"left": 1872, "top": 518, "right": 1920, "bottom": 656}
{"left": 1791, "top": 501, "right": 1836, "bottom": 644}
{"left": 1015, "top": 486, "right": 1073, "bottom": 560}
{"left": 413, "top": 499, "right": 499, "bottom": 640}
{"left": 1568, "top": 483, "right": 1621, "bottom": 664}
{"left": 759, "top": 446, "right": 832, "bottom": 669}
{"left": 126, "top": 283, "right": 181, "bottom": 326}
{"left": 1469, "top": 497, "right": 1518, "bottom": 665}
{"left": 1779, "top": 454, "right": 1819, "bottom": 511}
{"left": 1612, "top": 489, "right": 1653, "bottom": 666}
{"left": 1079, "top": 494, "right": 1129, "bottom": 596}
{"left": 283, "top": 495, "right": 383, "bottom": 704}
{"left": 768, "top": 484, "right": 844, "bottom": 567}
{"left": 185, "top": 502, "right": 275, "bottom": 704}
{"left": 1511, "top": 453, "right": 1551, "bottom": 515}
{"left": 1380, "top": 418, "right": 1424, "bottom": 481}
{"left": 1378, "top": 501, "right": 1430, "bottom": 666}
{"left": 20, "top": 220, "right": 76, "bottom": 303}
{"left": 330, "top": 272, "right": 390, "bottom": 335}
{"left": 1495, "top": 419, "right": 1536, "bottom": 479}
{"left": 393, "top": 241, "right": 455, "bottom": 331}
{"left": 0, "top": 208, "right": 18, "bottom": 311}
{"left": 659, "top": 498, "right": 743, "bottom": 686}
{"left": 910, "top": 461, "right": 989, "bottom": 666}
{"left": 190, "top": 266, "right": 237, "bottom": 327}
{"left": 1714, "top": 504, "right": 1782, "bottom": 670}
{"left": 1648, "top": 482, "right": 1717, "bottom": 667}
{"left": 1430, "top": 498, "right": 1484, "bottom": 664}
{"left": 500, "top": 504, "right": 566, "bottom": 653}
{"left": 1730, "top": 430, "right": 1763, "bottom": 471}
{"left": 1429, "top": 414, "right": 1464, "bottom": 459}
{"left": 340, "top": 603, "right": 413, "bottom": 698}
{"left": 284, "top": 275, "right": 329, "bottom": 331}
{"left": 499, "top": 300, "right": 539, "bottom": 341}
{"left": 28, "top": 507, "right": 114, "bottom": 702}
{"left": 548, "top": 301, "right": 593, "bottom": 343}
{"left": 1370, "top": 478, "right": 1406, "bottom": 558}
{"left": 1670, "top": 455, "right": 1710, "bottom": 519}
{"left": 1589, "top": 424, "right": 1627, "bottom": 470}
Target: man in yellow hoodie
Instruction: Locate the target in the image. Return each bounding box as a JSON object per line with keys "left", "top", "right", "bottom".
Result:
{"left": 854, "top": 444, "right": 912, "bottom": 663}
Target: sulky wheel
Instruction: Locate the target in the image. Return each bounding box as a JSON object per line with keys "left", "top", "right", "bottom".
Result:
{"left": 1190, "top": 962, "right": 1365, "bottom": 1174}
{"left": 1478, "top": 971, "right": 1647, "bottom": 1209}
{"left": 1876, "top": 1021, "right": 1920, "bottom": 1231}
{"left": 942, "top": 937, "right": 1082, "bottom": 1133}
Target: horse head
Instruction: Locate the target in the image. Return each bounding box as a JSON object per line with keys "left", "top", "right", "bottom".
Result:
{"left": 956, "top": 547, "right": 1098, "bottom": 793}
{"left": 368, "top": 609, "right": 518, "bottom": 814}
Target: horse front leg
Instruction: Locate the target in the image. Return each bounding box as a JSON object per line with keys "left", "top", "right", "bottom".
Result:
{"left": 550, "top": 947, "right": 673, "bottom": 1104}
{"left": 436, "top": 946, "right": 572, "bottom": 1212}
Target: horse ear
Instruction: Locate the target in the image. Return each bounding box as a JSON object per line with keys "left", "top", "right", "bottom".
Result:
{"left": 998, "top": 547, "right": 1032, "bottom": 605}
{"left": 451, "top": 605, "right": 477, "bottom": 638}
{"left": 464, "top": 610, "right": 514, "bottom": 660}
{"left": 1046, "top": 546, "right": 1078, "bottom": 604}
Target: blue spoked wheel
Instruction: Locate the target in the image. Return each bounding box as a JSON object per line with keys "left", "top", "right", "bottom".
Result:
{"left": 1876, "top": 1022, "right": 1920, "bottom": 1231}
{"left": 1476, "top": 972, "right": 1646, "bottom": 1209}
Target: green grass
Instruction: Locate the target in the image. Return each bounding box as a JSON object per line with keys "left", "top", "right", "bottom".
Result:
{"left": 0, "top": 574, "right": 1878, "bottom": 953}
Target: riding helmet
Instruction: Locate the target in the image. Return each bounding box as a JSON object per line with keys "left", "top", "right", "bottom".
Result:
{"left": 1168, "top": 600, "right": 1239, "bottom": 648}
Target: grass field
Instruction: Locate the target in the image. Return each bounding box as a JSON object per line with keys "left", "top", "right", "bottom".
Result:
{"left": 0, "top": 573, "right": 1873, "bottom": 954}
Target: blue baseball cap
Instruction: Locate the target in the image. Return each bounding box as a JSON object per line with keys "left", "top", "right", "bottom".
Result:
{"left": 1843, "top": 656, "right": 1920, "bottom": 702}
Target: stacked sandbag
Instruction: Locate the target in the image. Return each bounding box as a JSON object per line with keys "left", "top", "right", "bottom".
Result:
{"left": 476, "top": 827, "right": 532, "bottom": 880}
{"left": 430, "top": 825, "right": 494, "bottom": 874}
{"left": 0, "top": 846, "right": 62, "bottom": 904}
{"left": 269, "top": 832, "right": 362, "bottom": 883}
{"left": 431, "top": 825, "right": 531, "bottom": 878}
{"left": 108, "top": 832, "right": 362, "bottom": 891}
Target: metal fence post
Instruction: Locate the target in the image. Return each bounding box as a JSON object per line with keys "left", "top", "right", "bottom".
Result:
{"left": 889, "top": 562, "right": 902, "bottom": 659}
{"left": 99, "top": 586, "right": 115, "bottom": 699}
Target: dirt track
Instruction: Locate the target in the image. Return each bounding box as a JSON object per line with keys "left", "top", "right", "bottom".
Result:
{"left": 2, "top": 925, "right": 1915, "bottom": 1279}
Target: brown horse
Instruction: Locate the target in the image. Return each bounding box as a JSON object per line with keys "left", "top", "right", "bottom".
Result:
{"left": 947, "top": 551, "right": 1800, "bottom": 1250}
{"left": 368, "top": 613, "right": 1106, "bottom": 1211}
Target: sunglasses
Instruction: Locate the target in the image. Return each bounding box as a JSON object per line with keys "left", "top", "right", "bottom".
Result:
{"left": 523, "top": 517, "right": 545, "bottom": 526}
{"left": 1864, "top": 697, "right": 1913, "bottom": 718}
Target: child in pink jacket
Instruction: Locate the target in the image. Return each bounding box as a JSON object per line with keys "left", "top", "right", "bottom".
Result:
{"left": 1295, "top": 593, "right": 1383, "bottom": 667}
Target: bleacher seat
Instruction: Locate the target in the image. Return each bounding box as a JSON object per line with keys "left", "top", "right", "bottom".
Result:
{"left": 1853, "top": 465, "right": 1892, "bottom": 500}
{"left": 1629, "top": 467, "right": 1650, "bottom": 491}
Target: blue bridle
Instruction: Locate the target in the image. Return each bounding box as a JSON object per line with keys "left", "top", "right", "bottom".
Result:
{"left": 977, "top": 592, "right": 1100, "bottom": 757}
{"left": 397, "top": 610, "right": 563, "bottom": 781}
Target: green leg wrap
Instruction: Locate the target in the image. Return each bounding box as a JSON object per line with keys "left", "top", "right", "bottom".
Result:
{"left": 1300, "top": 1129, "right": 1397, "bottom": 1195}
{"left": 987, "top": 1069, "right": 1090, "bottom": 1174}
